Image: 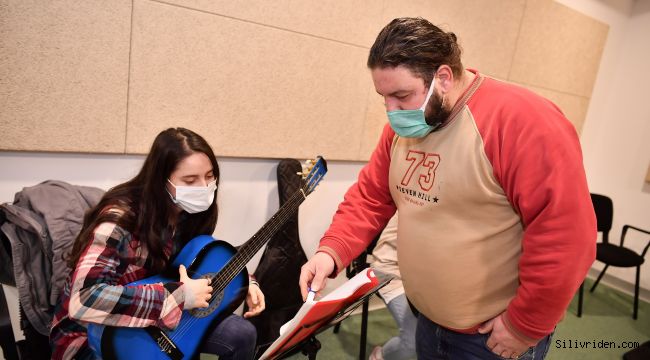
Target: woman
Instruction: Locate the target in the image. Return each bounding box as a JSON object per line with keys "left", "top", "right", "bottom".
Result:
{"left": 50, "top": 128, "right": 264, "bottom": 360}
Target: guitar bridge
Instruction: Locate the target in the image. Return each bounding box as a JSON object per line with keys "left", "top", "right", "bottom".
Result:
{"left": 145, "top": 327, "right": 184, "bottom": 360}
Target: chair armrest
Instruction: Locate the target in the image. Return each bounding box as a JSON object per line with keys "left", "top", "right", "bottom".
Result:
{"left": 623, "top": 225, "right": 650, "bottom": 236}
{"left": 621, "top": 225, "right": 650, "bottom": 257}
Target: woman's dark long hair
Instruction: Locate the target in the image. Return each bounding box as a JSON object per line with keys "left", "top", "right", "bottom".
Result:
{"left": 66, "top": 128, "right": 220, "bottom": 272}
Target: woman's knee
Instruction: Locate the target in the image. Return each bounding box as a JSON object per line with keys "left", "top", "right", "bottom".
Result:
{"left": 223, "top": 315, "right": 257, "bottom": 349}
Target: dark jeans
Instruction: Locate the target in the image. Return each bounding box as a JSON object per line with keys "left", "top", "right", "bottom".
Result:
{"left": 201, "top": 314, "right": 257, "bottom": 360}
{"left": 416, "top": 315, "right": 552, "bottom": 360}
{"left": 75, "top": 314, "right": 256, "bottom": 360}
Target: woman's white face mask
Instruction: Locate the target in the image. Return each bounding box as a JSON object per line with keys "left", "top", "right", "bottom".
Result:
{"left": 167, "top": 179, "right": 217, "bottom": 214}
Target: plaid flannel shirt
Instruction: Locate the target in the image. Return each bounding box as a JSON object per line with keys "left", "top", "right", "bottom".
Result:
{"left": 50, "top": 222, "right": 185, "bottom": 360}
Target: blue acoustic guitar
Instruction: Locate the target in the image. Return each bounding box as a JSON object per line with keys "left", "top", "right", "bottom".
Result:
{"left": 87, "top": 157, "right": 327, "bottom": 360}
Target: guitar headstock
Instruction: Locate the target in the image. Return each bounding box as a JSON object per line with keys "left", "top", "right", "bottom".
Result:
{"left": 298, "top": 156, "right": 327, "bottom": 195}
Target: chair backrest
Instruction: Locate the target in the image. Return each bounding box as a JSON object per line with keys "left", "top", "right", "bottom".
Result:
{"left": 346, "top": 234, "right": 380, "bottom": 279}
{"left": 590, "top": 193, "right": 613, "bottom": 243}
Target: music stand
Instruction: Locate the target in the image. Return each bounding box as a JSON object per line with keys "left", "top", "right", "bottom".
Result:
{"left": 259, "top": 268, "right": 391, "bottom": 360}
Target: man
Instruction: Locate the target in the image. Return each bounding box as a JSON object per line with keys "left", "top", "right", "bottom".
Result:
{"left": 299, "top": 17, "right": 596, "bottom": 360}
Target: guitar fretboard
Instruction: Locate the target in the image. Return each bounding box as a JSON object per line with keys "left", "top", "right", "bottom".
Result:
{"left": 210, "top": 188, "right": 307, "bottom": 292}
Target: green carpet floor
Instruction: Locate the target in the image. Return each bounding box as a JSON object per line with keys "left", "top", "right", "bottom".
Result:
{"left": 282, "top": 278, "right": 649, "bottom": 360}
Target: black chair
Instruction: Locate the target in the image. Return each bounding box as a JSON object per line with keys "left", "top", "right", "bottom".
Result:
{"left": 578, "top": 193, "right": 650, "bottom": 319}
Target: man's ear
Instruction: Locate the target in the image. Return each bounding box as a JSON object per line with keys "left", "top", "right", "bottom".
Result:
{"left": 435, "top": 65, "right": 454, "bottom": 94}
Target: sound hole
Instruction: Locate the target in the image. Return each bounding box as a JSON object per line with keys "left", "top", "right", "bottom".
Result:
{"left": 189, "top": 272, "right": 223, "bottom": 318}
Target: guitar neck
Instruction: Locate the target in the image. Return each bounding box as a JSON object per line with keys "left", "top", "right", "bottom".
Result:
{"left": 212, "top": 189, "right": 306, "bottom": 292}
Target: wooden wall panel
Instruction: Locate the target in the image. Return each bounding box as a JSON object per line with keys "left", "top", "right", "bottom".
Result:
{"left": 0, "top": 0, "right": 131, "bottom": 153}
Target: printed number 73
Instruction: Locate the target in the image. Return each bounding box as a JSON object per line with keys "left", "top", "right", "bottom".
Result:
{"left": 401, "top": 150, "right": 440, "bottom": 192}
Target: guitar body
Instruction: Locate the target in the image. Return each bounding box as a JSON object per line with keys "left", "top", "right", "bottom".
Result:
{"left": 87, "top": 235, "right": 248, "bottom": 360}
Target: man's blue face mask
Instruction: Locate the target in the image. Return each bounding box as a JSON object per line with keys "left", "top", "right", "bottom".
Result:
{"left": 387, "top": 75, "right": 438, "bottom": 138}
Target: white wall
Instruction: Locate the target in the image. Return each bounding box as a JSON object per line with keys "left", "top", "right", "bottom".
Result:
{"left": 0, "top": 151, "right": 364, "bottom": 345}
{"left": 558, "top": 0, "right": 650, "bottom": 291}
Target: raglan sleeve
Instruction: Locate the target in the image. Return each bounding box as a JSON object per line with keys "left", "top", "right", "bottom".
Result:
{"left": 68, "top": 222, "right": 185, "bottom": 330}
{"left": 481, "top": 94, "right": 597, "bottom": 343}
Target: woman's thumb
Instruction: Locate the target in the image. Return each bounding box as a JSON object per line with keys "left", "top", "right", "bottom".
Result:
{"left": 179, "top": 264, "right": 188, "bottom": 281}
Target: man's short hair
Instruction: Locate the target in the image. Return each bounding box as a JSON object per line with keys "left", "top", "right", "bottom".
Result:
{"left": 368, "top": 17, "right": 463, "bottom": 84}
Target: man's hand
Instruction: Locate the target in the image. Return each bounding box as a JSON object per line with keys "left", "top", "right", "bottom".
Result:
{"left": 243, "top": 282, "right": 265, "bottom": 318}
{"left": 478, "top": 313, "right": 532, "bottom": 359}
{"left": 299, "top": 252, "right": 335, "bottom": 300}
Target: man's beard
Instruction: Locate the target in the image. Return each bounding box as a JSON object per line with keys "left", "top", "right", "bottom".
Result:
{"left": 424, "top": 92, "right": 451, "bottom": 130}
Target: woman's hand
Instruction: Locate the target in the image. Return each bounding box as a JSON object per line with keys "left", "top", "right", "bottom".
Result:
{"left": 243, "top": 281, "right": 265, "bottom": 318}
{"left": 179, "top": 264, "right": 212, "bottom": 310}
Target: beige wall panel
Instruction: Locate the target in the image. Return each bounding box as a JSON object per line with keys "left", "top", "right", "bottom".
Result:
{"left": 155, "top": 0, "right": 383, "bottom": 47}
{"left": 380, "top": 0, "right": 525, "bottom": 79}
{"left": 508, "top": 0, "right": 608, "bottom": 97}
{"left": 521, "top": 84, "right": 590, "bottom": 133}
{"left": 127, "top": 0, "right": 371, "bottom": 160}
{"left": 0, "top": 0, "right": 131, "bottom": 153}
{"left": 359, "top": 81, "right": 389, "bottom": 160}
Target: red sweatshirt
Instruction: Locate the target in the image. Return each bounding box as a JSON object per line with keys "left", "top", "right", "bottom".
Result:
{"left": 318, "top": 70, "right": 596, "bottom": 343}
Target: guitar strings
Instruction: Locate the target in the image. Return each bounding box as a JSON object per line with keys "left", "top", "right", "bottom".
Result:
{"left": 171, "top": 168, "right": 324, "bottom": 340}
{"left": 211, "top": 191, "right": 305, "bottom": 290}
{"left": 209, "top": 170, "right": 324, "bottom": 294}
